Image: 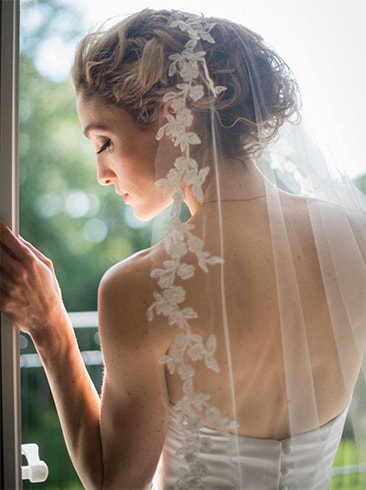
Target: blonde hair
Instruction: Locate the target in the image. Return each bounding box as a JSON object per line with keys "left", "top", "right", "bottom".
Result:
{"left": 72, "top": 9, "right": 300, "bottom": 158}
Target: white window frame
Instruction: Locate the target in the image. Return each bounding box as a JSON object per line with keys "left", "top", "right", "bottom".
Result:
{"left": 0, "top": 0, "right": 21, "bottom": 488}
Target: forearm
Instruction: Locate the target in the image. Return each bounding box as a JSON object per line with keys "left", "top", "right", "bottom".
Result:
{"left": 0, "top": 225, "right": 103, "bottom": 487}
{"left": 31, "top": 314, "right": 103, "bottom": 489}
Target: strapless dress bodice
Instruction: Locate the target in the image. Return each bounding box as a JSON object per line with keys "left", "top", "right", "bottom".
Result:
{"left": 153, "top": 404, "right": 348, "bottom": 489}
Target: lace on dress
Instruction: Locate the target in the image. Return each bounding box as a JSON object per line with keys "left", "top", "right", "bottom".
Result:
{"left": 147, "top": 15, "right": 238, "bottom": 488}
{"left": 144, "top": 10, "right": 366, "bottom": 489}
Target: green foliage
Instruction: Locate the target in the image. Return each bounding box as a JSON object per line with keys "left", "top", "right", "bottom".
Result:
{"left": 330, "top": 439, "right": 366, "bottom": 490}
{"left": 19, "top": 1, "right": 152, "bottom": 488}
{"left": 18, "top": 2, "right": 366, "bottom": 489}
{"left": 21, "top": 328, "right": 101, "bottom": 490}
{"left": 19, "top": 31, "right": 151, "bottom": 312}
{"left": 353, "top": 174, "right": 366, "bottom": 196}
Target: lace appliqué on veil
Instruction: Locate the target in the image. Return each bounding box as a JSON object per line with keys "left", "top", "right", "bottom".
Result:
{"left": 147, "top": 15, "right": 237, "bottom": 489}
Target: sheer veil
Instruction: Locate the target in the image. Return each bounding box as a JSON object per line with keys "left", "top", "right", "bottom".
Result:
{"left": 146, "top": 11, "right": 366, "bottom": 488}
{"left": 143, "top": 11, "right": 366, "bottom": 489}
{"left": 74, "top": 9, "right": 366, "bottom": 488}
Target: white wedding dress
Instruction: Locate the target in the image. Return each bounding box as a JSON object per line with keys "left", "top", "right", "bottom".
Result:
{"left": 143, "top": 11, "right": 366, "bottom": 490}
{"left": 153, "top": 403, "right": 349, "bottom": 490}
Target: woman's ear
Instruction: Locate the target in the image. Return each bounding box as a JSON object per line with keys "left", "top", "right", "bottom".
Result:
{"left": 162, "top": 99, "right": 177, "bottom": 118}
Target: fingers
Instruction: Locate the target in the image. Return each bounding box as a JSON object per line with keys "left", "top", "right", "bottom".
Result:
{"left": 0, "top": 222, "right": 32, "bottom": 264}
{"left": 19, "top": 236, "right": 52, "bottom": 267}
{"left": 0, "top": 223, "right": 38, "bottom": 316}
{"left": 0, "top": 223, "right": 65, "bottom": 334}
{"left": 0, "top": 228, "right": 28, "bottom": 279}
{"left": 1, "top": 222, "right": 53, "bottom": 270}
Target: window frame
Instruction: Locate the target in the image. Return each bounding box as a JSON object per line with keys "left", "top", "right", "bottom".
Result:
{"left": 0, "top": 0, "right": 22, "bottom": 488}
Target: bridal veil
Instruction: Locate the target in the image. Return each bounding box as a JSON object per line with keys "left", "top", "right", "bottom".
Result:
{"left": 73, "top": 9, "right": 366, "bottom": 488}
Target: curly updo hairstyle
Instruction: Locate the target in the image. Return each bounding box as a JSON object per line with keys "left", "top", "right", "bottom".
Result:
{"left": 72, "top": 9, "right": 300, "bottom": 159}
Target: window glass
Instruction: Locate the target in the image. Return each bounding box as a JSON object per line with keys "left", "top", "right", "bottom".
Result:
{"left": 18, "top": 1, "right": 366, "bottom": 488}
{"left": 19, "top": 2, "right": 150, "bottom": 487}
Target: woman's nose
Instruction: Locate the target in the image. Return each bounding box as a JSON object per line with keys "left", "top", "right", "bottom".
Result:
{"left": 97, "top": 161, "right": 116, "bottom": 186}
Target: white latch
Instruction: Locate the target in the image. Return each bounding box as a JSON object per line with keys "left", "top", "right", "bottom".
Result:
{"left": 21, "top": 443, "right": 48, "bottom": 483}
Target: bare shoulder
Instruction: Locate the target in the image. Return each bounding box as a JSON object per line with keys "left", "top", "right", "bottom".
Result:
{"left": 275, "top": 192, "right": 366, "bottom": 269}
{"left": 99, "top": 240, "right": 169, "bottom": 310}
{"left": 100, "top": 246, "right": 154, "bottom": 293}
{"left": 282, "top": 192, "right": 366, "bottom": 268}
{"left": 304, "top": 194, "right": 366, "bottom": 238}
{"left": 98, "top": 246, "right": 155, "bottom": 331}
{"left": 97, "top": 243, "right": 171, "bottom": 363}
{"left": 281, "top": 190, "right": 366, "bottom": 228}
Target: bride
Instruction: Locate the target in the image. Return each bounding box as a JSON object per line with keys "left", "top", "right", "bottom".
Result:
{"left": 1, "top": 8, "right": 366, "bottom": 489}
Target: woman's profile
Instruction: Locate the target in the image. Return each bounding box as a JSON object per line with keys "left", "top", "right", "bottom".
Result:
{"left": 1, "top": 8, "right": 366, "bottom": 489}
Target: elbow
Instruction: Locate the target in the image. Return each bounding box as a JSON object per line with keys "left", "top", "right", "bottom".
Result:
{"left": 75, "top": 455, "right": 103, "bottom": 490}
{"left": 100, "top": 478, "right": 153, "bottom": 490}
{"left": 79, "top": 471, "right": 103, "bottom": 490}
{"left": 101, "top": 465, "right": 156, "bottom": 490}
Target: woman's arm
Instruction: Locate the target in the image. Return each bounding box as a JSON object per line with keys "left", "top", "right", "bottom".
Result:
{"left": 0, "top": 223, "right": 169, "bottom": 488}
{"left": 0, "top": 223, "right": 103, "bottom": 487}
{"left": 97, "top": 258, "right": 170, "bottom": 488}
{"left": 33, "top": 317, "right": 103, "bottom": 488}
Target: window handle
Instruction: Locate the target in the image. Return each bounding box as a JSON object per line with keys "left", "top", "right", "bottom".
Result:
{"left": 21, "top": 443, "right": 48, "bottom": 483}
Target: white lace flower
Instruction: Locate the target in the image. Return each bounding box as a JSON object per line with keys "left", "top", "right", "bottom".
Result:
{"left": 169, "top": 220, "right": 194, "bottom": 237}
{"left": 182, "top": 377, "right": 194, "bottom": 394}
{"left": 188, "top": 85, "right": 204, "bottom": 101}
{"left": 171, "top": 96, "right": 186, "bottom": 112}
{"left": 204, "top": 355, "right": 220, "bottom": 373}
{"left": 159, "top": 354, "right": 177, "bottom": 375}
{"left": 187, "top": 341, "right": 205, "bottom": 361}
{"left": 177, "top": 131, "right": 201, "bottom": 153}
{"left": 206, "top": 334, "right": 217, "bottom": 352}
{"left": 163, "top": 285, "right": 185, "bottom": 304}
{"left": 185, "top": 415, "right": 202, "bottom": 432}
{"left": 178, "top": 364, "right": 195, "bottom": 380}
{"left": 177, "top": 263, "right": 195, "bottom": 280}
{"left": 190, "top": 392, "right": 211, "bottom": 411}
{"left": 187, "top": 234, "right": 204, "bottom": 254}
{"left": 148, "top": 14, "right": 237, "bottom": 488}
{"left": 165, "top": 239, "right": 188, "bottom": 259}
{"left": 175, "top": 155, "right": 197, "bottom": 172}
{"left": 186, "top": 167, "right": 210, "bottom": 202}
{"left": 155, "top": 168, "right": 180, "bottom": 195}
{"left": 156, "top": 110, "right": 194, "bottom": 144}
{"left": 168, "top": 308, "right": 192, "bottom": 328}
{"left": 204, "top": 406, "right": 222, "bottom": 425}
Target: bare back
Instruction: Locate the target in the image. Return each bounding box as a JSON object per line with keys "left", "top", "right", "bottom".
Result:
{"left": 156, "top": 192, "right": 366, "bottom": 440}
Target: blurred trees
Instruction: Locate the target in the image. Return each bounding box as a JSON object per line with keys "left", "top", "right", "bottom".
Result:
{"left": 19, "top": 1, "right": 151, "bottom": 488}
{"left": 354, "top": 174, "right": 366, "bottom": 195}
{"left": 17, "top": 1, "right": 366, "bottom": 489}
{"left": 19, "top": 0, "right": 151, "bottom": 312}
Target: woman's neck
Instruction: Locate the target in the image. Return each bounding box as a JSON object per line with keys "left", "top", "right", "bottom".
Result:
{"left": 184, "top": 159, "right": 267, "bottom": 215}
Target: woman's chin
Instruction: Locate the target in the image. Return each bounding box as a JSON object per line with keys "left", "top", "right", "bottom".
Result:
{"left": 131, "top": 199, "right": 173, "bottom": 223}
{"left": 131, "top": 205, "right": 159, "bottom": 223}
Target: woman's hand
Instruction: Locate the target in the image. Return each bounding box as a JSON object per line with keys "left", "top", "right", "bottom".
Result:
{"left": 0, "top": 222, "right": 67, "bottom": 338}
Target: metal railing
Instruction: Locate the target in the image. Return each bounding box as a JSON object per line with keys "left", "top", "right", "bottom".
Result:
{"left": 20, "top": 311, "right": 102, "bottom": 368}
{"left": 19, "top": 311, "right": 366, "bottom": 487}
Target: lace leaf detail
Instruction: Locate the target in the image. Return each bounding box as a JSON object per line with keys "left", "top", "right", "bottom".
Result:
{"left": 147, "top": 13, "right": 237, "bottom": 488}
{"left": 177, "top": 263, "right": 195, "bottom": 280}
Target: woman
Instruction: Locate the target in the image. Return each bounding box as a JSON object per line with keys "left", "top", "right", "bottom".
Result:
{"left": 1, "top": 8, "right": 366, "bottom": 489}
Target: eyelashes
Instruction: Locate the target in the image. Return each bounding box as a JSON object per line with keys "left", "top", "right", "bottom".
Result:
{"left": 96, "top": 139, "right": 112, "bottom": 155}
